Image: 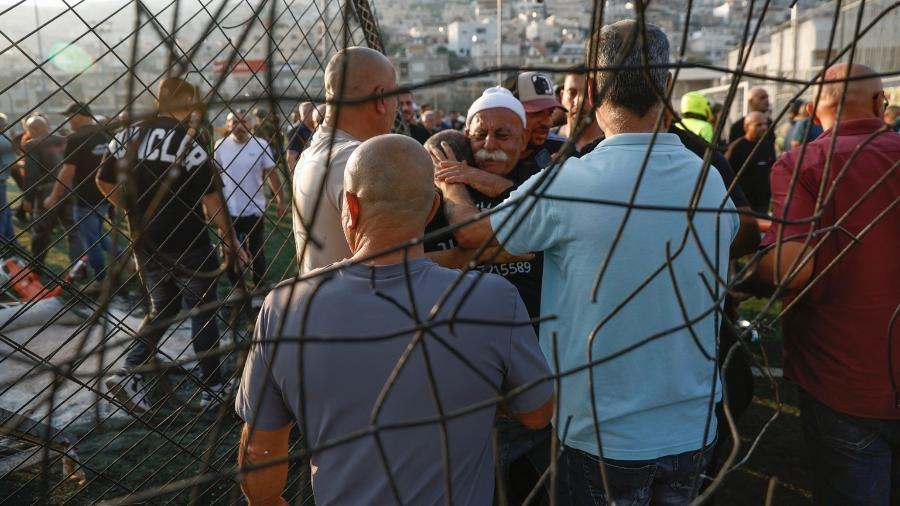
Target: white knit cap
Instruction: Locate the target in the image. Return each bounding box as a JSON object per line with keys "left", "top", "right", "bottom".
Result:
{"left": 465, "top": 86, "right": 527, "bottom": 129}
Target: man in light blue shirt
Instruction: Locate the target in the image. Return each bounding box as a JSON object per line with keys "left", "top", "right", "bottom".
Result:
{"left": 437, "top": 20, "right": 737, "bottom": 504}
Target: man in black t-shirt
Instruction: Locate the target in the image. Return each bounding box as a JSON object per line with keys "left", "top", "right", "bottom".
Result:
{"left": 725, "top": 111, "right": 777, "bottom": 214}
{"left": 96, "top": 77, "right": 248, "bottom": 415}
{"left": 399, "top": 91, "right": 431, "bottom": 144}
{"left": 286, "top": 102, "right": 315, "bottom": 171}
{"left": 45, "top": 102, "right": 119, "bottom": 284}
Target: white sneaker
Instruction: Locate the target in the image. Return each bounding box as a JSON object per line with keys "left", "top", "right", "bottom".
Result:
{"left": 199, "top": 381, "right": 233, "bottom": 411}
{"left": 106, "top": 372, "right": 151, "bottom": 414}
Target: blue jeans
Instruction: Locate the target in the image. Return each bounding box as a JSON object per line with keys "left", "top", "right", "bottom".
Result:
{"left": 126, "top": 250, "right": 223, "bottom": 386}
{"left": 73, "top": 204, "right": 119, "bottom": 279}
{"left": 798, "top": 388, "right": 900, "bottom": 505}
{"left": 556, "top": 443, "right": 714, "bottom": 506}
{"left": 0, "top": 181, "right": 14, "bottom": 244}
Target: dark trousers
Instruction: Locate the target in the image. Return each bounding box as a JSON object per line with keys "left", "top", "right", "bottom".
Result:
{"left": 556, "top": 442, "right": 714, "bottom": 506}
{"left": 495, "top": 420, "right": 551, "bottom": 504}
{"left": 798, "top": 388, "right": 900, "bottom": 505}
{"left": 126, "top": 250, "right": 223, "bottom": 386}
{"left": 227, "top": 214, "right": 265, "bottom": 286}
{"left": 30, "top": 190, "right": 81, "bottom": 266}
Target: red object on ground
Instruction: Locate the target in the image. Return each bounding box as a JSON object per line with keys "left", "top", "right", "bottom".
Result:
{"left": 0, "top": 256, "right": 88, "bottom": 301}
{"left": 1, "top": 257, "right": 47, "bottom": 300}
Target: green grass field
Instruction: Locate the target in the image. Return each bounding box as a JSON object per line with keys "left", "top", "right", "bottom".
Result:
{"left": 0, "top": 189, "right": 812, "bottom": 504}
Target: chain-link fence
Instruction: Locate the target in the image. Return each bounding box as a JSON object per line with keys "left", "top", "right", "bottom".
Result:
{"left": 0, "top": 0, "right": 898, "bottom": 504}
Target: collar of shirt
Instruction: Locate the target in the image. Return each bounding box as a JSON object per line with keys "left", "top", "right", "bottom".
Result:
{"left": 341, "top": 257, "right": 435, "bottom": 279}
{"left": 817, "top": 117, "right": 885, "bottom": 139}
{"left": 315, "top": 126, "right": 359, "bottom": 144}
{"left": 597, "top": 132, "right": 683, "bottom": 149}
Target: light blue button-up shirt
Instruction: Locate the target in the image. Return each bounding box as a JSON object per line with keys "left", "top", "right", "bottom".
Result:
{"left": 491, "top": 133, "right": 738, "bottom": 461}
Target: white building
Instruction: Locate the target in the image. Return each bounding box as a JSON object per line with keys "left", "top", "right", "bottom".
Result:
{"left": 447, "top": 20, "right": 498, "bottom": 57}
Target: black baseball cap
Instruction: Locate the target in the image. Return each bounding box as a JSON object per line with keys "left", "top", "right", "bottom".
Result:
{"left": 61, "top": 102, "right": 93, "bottom": 117}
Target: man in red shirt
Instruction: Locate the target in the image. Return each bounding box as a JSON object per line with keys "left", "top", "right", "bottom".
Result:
{"left": 747, "top": 63, "right": 900, "bottom": 504}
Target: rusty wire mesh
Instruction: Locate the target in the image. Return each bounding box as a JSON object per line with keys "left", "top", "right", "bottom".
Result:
{"left": 0, "top": 0, "right": 897, "bottom": 504}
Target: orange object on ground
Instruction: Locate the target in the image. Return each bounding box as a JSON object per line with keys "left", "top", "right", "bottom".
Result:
{"left": 757, "top": 218, "right": 772, "bottom": 233}
{"left": 1, "top": 257, "right": 47, "bottom": 300}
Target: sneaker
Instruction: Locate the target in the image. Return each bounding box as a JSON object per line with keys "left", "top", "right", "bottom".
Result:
{"left": 199, "top": 381, "right": 233, "bottom": 411}
{"left": 105, "top": 372, "right": 151, "bottom": 414}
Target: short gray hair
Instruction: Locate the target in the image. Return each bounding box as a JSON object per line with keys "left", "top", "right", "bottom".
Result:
{"left": 592, "top": 19, "right": 670, "bottom": 117}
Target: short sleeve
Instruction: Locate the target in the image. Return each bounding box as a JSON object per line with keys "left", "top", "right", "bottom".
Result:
{"left": 98, "top": 129, "right": 134, "bottom": 184}
{"left": 490, "top": 169, "right": 560, "bottom": 255}
{"left": 327, "top": 147, "right": 354, "bottom": 212}
{"left": 761, "top": 154, "right": 819, "bottom": 247}
{"left": 502, "top": 291, "right": 553, "bottom": 414}
{"left": 63, "top": 133, "right": 78, "bottom": 160}
{"left": 258, "top": 139, "right": 276, "bottom": 169}
{"left": 235, "top": 307, "right": 293, "bottom": 430}
{"left": 185, "top": 140, "right": 218, "bottom": 196}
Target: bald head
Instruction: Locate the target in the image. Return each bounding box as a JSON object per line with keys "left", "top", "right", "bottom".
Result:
{"left": 743, "top": 111, "right": 768, "bottom": 141}
{"left": 344, "top": 134, "right": 436, "bottom": 228}
{"left": 25, "top": 115, "right": 49, "bottom": 138}
{"left": 298, "top": 102, "right": 315, "bottom": 126}
{"left": 325, "top": 47, "right": 396, "bottom": 103}
{"left": 748, "top": 87, "right": 770, "bottom": 113}
{"left": 820, "top": 63, "right": 882, "bottom": 107}
{"left": 322, "top": 47, "right": 398, "bottom": 139}
{"left": 812, "top": 63, "right": 884, "bottom": 129}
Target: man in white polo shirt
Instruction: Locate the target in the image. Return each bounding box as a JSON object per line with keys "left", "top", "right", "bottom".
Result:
{"left": 215, "top": 110, "right": 286, "bottom": 287}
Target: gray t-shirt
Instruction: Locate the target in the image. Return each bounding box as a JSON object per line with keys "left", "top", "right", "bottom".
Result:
{"left": 236, "top": 258, "right": 552, "bottom": 506}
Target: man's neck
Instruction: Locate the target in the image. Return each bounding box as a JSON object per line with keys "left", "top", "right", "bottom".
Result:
{"left": 349, "top": 224, "right": 428, "bottom": 265}
{"left": 598, "top": 105, "right": 663, "bottom": 137}
{"left": 159, "top": 111, "right": 190, "bottom": 122}
{"left": 230, "top": 133, "right": 250, "bottom": 144}
{"left": 352, "top": 241, "right": 426, "bottom": 266}
{"left": 323, "top": 109, "right": 380, "bottom": 142}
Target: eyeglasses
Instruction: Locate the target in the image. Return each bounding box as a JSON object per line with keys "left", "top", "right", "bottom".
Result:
{"left": 873, "top": 91, "right": 889, "bottom": 110}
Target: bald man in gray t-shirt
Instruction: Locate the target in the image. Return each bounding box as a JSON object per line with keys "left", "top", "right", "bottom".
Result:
{"left": 236, "top": 134, "right": 553, "bottom": 506}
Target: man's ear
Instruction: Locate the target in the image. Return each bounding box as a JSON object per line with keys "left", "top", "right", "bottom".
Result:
{"left": 374, "top": 86, "right": 387, "bottom": 115}
{"left": 665, "top": 71, "right": 673, "bottom": 94}
{"left": 586, "top": 78, "right": 597, "bottom": 109}
{"left": 426, "top": 191, "right": 441, "bottom": 225}
{"left": 806, "top": 102, "right": 821, "bottom": 125}
{"left": 345, "top": 192, "right": 361, "bottom": 228}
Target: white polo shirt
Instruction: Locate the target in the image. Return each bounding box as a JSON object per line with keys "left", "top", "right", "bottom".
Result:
{"left": 214, "top": 135, "right": 275, "bottom": 217}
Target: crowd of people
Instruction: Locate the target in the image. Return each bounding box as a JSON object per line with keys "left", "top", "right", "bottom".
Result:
{"left": 0, "top": 16, "right": 898, "bottom": 506}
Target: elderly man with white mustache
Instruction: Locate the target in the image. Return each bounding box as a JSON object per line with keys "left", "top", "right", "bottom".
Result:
{"left": 429, "top": 86, "right": 539, "bottom": 317}
{"left": 426, "top": 86, "right": 550, "bottom": 502}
